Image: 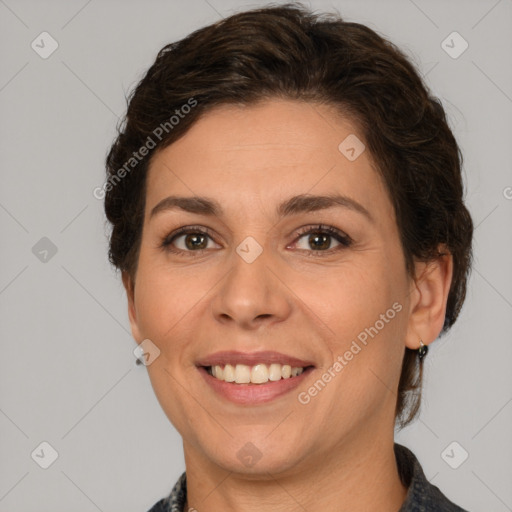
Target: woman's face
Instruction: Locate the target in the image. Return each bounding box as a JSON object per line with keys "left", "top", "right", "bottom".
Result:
{"left": 125, "top": 99, "right": 417, "bottom": 476}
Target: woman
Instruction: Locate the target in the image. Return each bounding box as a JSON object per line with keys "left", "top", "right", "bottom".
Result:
{"left": 104, "top": 4, "right": 473, "bottom": 511}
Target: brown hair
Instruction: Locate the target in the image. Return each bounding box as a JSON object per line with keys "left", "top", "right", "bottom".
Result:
{"left": 104, "top": 3, "right": 473, "bottom": 427}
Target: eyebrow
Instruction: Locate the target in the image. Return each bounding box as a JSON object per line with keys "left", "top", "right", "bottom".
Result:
{"left": 149, "top": 193, "right": 373, "bottom": 223}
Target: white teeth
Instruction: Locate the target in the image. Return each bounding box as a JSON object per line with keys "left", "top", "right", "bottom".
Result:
{"left": 209, "top": 363, "right": 305, "bottom": 384}
{"left": 235, "top": 364, "right": 251, "bottom": 384}
{"left": 268, "top": 363, "right": 282, "bottom": 381}
{"left": 223, "top": 364, "right": 235, "bottom": 382}
{"left": 251, "top": 364, "right": 269, "bottom": 384}
{"left": 213, "top": 365, "right": 223, "bottom": 379}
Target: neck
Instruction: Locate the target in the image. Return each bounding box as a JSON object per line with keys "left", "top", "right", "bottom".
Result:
{"left": 183, "top": 432, "right": 407, "bottom": 512}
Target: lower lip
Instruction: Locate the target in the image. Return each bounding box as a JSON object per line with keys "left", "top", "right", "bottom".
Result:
{"left": 198, "top": 366, "right": 314, "bottom": 405}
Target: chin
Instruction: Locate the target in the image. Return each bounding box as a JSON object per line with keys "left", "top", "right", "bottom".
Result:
{"left": 216, "top": 451, "right": 306, "bottom": 479}
{"left": 197, "top": 432, "right": 311, "bottom": 478}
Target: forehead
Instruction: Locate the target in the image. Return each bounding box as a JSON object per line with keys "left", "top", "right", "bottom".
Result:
{"left": 145, "top": 99, "right": 391, "bottom": 219}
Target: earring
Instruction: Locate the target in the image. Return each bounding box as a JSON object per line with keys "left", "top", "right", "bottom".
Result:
{"left": 418, "top": 339, "right": 428, "bottom": 361}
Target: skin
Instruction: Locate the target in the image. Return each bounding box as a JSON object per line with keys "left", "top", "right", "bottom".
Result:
{"left": 123, "top": 99, "right": 453, "bottom": 511}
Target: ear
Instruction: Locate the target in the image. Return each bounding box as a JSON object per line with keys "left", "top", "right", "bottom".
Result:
{"left": 405, "top": 245, "right": 454, "bottom": 350}
{"left": 122, "top": 271, "right": 143, "bottom": 343}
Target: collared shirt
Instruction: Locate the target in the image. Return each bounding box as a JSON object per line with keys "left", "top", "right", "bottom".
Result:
{"left": 147, "top": 443, "right": 469, "bottom": 511}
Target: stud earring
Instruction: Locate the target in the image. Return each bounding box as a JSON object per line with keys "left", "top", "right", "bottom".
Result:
{"left": 418, "top": 339, "right": 428, "bottom": 361}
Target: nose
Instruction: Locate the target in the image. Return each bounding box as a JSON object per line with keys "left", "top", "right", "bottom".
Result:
{"left": 210, "top": 248, "right": 292, "bottom": 331}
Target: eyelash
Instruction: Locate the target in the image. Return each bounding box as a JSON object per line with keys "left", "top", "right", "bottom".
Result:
{"left": 160, "top": 224, "right": 353, "bottom": 257}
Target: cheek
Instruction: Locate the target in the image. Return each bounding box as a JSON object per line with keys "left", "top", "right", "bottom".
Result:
{"left": 304, "top": 255, "right": 405, "bottom": 381}
{"left": 132, "top": 262, "right": 191, "bottom": 345}
{"left": 296, "top": 259, "right": 397, "bottom": 338}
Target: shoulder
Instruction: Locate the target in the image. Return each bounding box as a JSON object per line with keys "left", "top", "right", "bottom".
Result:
{"left": 145, "top": 471, "right": 187, "bottom": 512}
{"left": 395, "top": 443, "right": 469, "bottom": 512}
{"left": 146, "top": 499, "right": 170, "bottom": 512}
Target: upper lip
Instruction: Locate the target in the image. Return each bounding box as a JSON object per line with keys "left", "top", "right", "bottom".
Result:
{"left": 196, "top": 351, "right": 315, "bottom": 368}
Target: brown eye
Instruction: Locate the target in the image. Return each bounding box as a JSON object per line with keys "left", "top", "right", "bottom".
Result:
{"left": 182, "top": 233, "right": 208, "bottom": 250}
{"left": 306, "top": 233, "right": 332, "bottom": 250}
{"left": 161, "top": 226, "right": 220, "bottom": 256}
{"left": 293, "top": 225, "right": 352, "bottom": 255}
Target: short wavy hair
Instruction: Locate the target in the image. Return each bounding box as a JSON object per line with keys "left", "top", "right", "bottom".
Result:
{"left": 104, "top": 3, "right": 473, "bottom": 427}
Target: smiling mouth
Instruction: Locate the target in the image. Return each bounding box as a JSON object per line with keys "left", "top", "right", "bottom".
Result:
{"left": 204, "top": 363, "right": 314, "bottom": 384}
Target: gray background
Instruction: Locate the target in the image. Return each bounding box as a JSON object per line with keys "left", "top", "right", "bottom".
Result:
{"left": 0, "top": 0, "right": 511, "bottom": 510}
